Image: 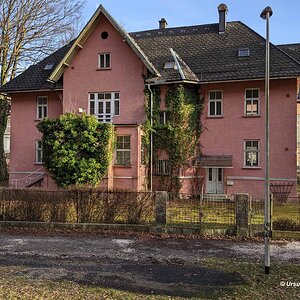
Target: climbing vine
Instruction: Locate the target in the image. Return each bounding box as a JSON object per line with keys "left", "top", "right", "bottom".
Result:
{"left": 144, "top": 84, "right": 203, "bottom": 192}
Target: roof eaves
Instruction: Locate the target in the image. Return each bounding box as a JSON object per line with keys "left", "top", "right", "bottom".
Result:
{"left": 49, "top": 5, "right": 160, "bottom": 82}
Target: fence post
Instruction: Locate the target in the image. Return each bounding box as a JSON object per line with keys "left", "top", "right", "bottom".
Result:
{"left": 155, "top": 191, "right": 168, "bottom": 225}
{"left": 235, "top": 193, "right": 251, "bottom": 237}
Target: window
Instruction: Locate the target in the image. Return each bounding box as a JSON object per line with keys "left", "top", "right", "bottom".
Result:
{"left": 89, "top": 92, "right": 120, "bottom": 123}
{"left": 154, "top": 159, "right": 171, "bottom": 175}
{"left": 35, "top": 140, "right": 43, "bottom": 163}
{"left": 208, "top": 91, "right": 223, "bottom": 116}
{"left": 115, "top": 136, "right": 131, "bottom": 165}
{"left": 244, "top": 140, "right": 260, "bottom": 167}
{"left": 238, "top": 48, "right": 250, "bottom": 57}
{"left": 37, "top": 96, "right": 48, "bottom": 119}
{"left": 245, "top": 89, "right": 259, "bottom": 115}
{"left": 141, "top": 139, "right": 147, "bottom": 165}
{"left": 159, "top": 110, "right": 169, "bottom": 124}
{"left": 98, "top": 53, "right": 111, "bottom": 69}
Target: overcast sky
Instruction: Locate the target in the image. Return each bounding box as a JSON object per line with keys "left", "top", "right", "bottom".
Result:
{"left": 83, "top": 0, "right": 299, "bottom": 45}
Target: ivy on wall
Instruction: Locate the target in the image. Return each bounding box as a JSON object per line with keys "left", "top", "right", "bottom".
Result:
{"left": 37, "top": 113, "right": 115, "bottom": 188}
{"left": 144, "top": 84, "right": 203, "bottom": 192}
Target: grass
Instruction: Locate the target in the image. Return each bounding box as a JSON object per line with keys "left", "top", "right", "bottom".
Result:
{"left": 0, "top": 259, "right": 299, "bottom": 299}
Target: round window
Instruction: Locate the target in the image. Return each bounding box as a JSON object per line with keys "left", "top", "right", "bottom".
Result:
{"left": 101, "top": 31, "right": 109, "bottom": 39}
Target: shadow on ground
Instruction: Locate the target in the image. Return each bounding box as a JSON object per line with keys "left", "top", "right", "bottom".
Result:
{"left": 0, "top": 254, "right": 245, "bottom": 298}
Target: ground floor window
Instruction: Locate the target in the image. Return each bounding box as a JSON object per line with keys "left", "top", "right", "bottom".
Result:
{"left": 244, "top": 140, "right": 260, "bottom": 167}
{"left": 115, "top": 136, "right": 130, "bottom": 165}
{"left": 35, "top": 140, "right": 43, "bottom": 163}
{"left": 154, "top": 159, "right": 171, "bottom": 175}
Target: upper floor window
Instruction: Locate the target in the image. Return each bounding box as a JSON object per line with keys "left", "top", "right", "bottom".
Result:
{"left": 208, "top": 91, "right": 223, "bottom": 116}
{"left": 35, "top": 140, "right": 43, "bottom": 163}
{"left": 244, "top": 140, "right": 260, "bottom": 167}
{"left": 37, "top": 96, "right": 48, "bottom": 119}
{"left": 98, "top": 53, "right": 111, "bottom": 69}
{"left": 245, "top": 89, "right": 259, "bottom": 116}
{"left": 89, "top": 92, "right": 120, "bottom": 123}
{"left": 115, "top": 136, "right": 131, "bottom": 166}
{"left": 159, "top": 110, "right": 170, "bottom": 125}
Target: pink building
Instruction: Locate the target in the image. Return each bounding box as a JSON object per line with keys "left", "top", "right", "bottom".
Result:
{"left": 1, "top": 4, "right": 300, "bottom": 197}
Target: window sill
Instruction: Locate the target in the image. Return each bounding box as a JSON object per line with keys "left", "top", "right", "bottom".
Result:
{"left": 242, "top": 115, "right": 261, "bottom": 118}
{"left": 96, "top": 68, "right": 112, "bottom": 71}
{"left": 113, "top": 165, "right": 133, "bottom": 168}
{"left": 242, "top": 166, "right": 261, "bottom": 170}
{"left": 34, "top": 162, "right": 44, "bottom": 165}
{"left": 34, "top": 119, "right": 45, "bottom": 122}
{"left": 206, "top": 115, "right": 224, "bottom": 119}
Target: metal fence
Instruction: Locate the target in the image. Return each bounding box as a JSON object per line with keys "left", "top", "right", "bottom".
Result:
{"left": 251, "top": 196, "right": 300, "bottom": 231}
{"left": 167, "top": 193, "right": 235, "bottom": 228}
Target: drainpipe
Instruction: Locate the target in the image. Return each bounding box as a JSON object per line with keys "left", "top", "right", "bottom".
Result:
{"left": 147, "top": 84, "right": 153, "bottom": 192}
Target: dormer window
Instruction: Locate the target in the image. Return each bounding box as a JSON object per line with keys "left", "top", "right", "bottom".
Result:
{"left": 98, "top": 53, "right": 111, "bottom": 69}
{"left": 164, "top": 62, "right": 177, "bottom": 69}
{"left": 238, "top": 48, "right": 250, "bottom": 57}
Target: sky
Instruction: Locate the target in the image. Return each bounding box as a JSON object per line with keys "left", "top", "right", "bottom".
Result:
{"left": 82, "top": 0, "right": 299, "bottom": 45}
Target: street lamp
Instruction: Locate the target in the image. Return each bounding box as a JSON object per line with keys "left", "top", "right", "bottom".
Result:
{"left": 260, "top": 6, "right": 273, "bottom": 275}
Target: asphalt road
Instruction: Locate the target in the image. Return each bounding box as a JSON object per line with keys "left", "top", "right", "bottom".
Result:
{"left": 0, "top": 232, "right": 299, "bottom": 297}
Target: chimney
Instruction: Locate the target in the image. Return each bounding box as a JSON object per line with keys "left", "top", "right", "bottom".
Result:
{"left": 159, "top": 18, "right": 168, "bottom": 29}
{"left": 218, "top": 4, "right": 228, "bottom": 34}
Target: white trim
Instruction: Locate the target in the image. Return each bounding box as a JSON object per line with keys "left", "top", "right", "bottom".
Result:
{"left": 201, "top": 166, "right": 233, "bottom": 169}
{"left": 98, "top": 52, "right": 111, "bottom": 69}
{"left": 113, "top": 176, "right": 134, "bottom": 179}
{"left": 227, "top": 176, "right": 297, "bottom": 182}
{"left": 36, "top": 96, "right": 48, "bottom": 119}
{"left": 170, "top": 48, "right": 185, "bottom": 80}
{"left": 244, "top": 139, "right": 260, "bottom": 167}
{"left": 208, "top": 90, "right": 223, "bottom": 116}
{"left": 9, "top": 171, "right": 44, "bottom": 175}
{"left": 177, "top": 176, "right": 204, "bottom": 179}
{"left": 244, "top": 88, "right": 260, "bottom": 116}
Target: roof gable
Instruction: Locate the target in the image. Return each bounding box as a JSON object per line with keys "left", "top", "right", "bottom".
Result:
{"left": 49, "top": 5, "right": 160, "bottom": 82}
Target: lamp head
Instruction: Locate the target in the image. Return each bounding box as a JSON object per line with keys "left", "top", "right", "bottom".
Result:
{"left": 260, "top": 6, "right": 273, "bottom": 20}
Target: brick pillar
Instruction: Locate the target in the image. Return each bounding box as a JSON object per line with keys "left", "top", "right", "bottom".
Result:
{"left": 235, "top": 193, "right": 251, "bottom": 237}
{"left": 155, "top": 191, "right": 168, "bottom": 225}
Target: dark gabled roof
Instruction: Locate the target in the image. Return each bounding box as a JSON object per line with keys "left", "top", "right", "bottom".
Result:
{"left": 0, "top": 41, "right": 74, "bottom": 93}
{"left": 2, "top": 19, "right": 300, "bottom": 93}
{"left": 277, "top": 43, "right": 300, "bottom": 63}
{"left": 130, "top": 21, "right": 300, "bottom": 83}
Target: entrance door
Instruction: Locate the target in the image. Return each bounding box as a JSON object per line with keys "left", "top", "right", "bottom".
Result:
{"left": 206, "top": 168, "right": 224, "bottom": 194}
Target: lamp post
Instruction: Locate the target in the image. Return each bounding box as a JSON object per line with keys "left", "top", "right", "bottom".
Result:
{"left": 260, "top": 6, "right": 273, "bottom": 275}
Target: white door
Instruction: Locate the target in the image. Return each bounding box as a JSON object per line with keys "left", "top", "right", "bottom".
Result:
{"left": 206, "top": 168, "right": 224, "bottom": 194}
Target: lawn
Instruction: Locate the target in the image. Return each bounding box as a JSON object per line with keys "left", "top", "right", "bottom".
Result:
{"left": 0, "top": 259, "right": 298, "bottom": 299}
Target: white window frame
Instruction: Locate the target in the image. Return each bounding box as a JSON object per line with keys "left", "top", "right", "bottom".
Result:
{"left": 89, "top": 92, "right": 120, "bottom": 123}
{"left": 35, "top": 140, "right": 43, "bottom": 164}
{"left": 98, "top": 53, "right": 111, "bottom": 69}
{"left": 208, "top": 90, "right": 223, "bottom": 117}
{"left": 115, "top": 135, "right": 131, "bottom": 166}
{"left": 244, "top": 88, "right": 260, "bottom": 116}
{"left": 244, "top": 140, "right": 260, "bottom": 167}
{"left": 37, "top": 96, "right": 48, "bottom": 119}
{"left": 154, "top": 159, "right": 171, "bottom": 175}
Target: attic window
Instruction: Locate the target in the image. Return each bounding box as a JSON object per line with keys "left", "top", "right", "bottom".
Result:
{"left": 238, "top": 48, "right": 250, "bottom": 57}
{"left": 101, "top": 31, "right": 108, "bottom": 39}
{"left": 44, "top": 63, "right": 54, "bottom": 70}
{"left": 164, "top": 62, "right": 177, "bottom": 69}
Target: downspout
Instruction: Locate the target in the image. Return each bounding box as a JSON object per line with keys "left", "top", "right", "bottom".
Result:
{"left": 147, "top": 84, "right": 153, "bottom": 192}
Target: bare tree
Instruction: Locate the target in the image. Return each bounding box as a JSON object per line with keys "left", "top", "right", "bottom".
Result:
{"left": 0, "top": 0, "right": 84, "bottom": 185}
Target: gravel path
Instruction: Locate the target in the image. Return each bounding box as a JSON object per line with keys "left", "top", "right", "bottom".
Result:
{"left": 0, "top": 233, "right": 299, "bottom": 297}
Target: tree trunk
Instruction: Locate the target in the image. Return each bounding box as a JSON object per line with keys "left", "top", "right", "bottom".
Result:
{"left": 0, "top": 99, "right": 8, "bottom": 186}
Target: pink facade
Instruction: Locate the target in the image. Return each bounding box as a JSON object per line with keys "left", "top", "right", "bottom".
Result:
{"left": 7, "top": 9, "right": 299, "bottom": 197}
